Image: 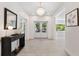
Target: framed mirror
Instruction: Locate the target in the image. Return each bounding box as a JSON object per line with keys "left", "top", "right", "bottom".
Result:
{"left": 4, "top": 8, "right": 17, "bottom": 29}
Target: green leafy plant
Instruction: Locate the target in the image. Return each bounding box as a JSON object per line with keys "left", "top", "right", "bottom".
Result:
{"left": 56, "top": 24, "right": 65, "bottom": 31}
{"left": 42, "top": 23, "right": 47, "bottom": 32}
{"left": 35, "top": 23, "right": 40, "bottom": 32}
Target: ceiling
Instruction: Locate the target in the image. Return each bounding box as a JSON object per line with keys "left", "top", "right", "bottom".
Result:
{"left": 17, "top": 2, "right": 64, "bottom": 16}
{"left": 1, "top": 2, "right": 64, "bottom": 16}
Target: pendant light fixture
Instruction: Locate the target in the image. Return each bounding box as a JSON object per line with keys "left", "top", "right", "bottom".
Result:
{"left": 36, "top": 2, "right": 45, "bottom": 16}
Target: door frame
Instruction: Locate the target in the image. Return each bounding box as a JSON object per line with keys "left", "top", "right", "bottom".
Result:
{"left": 33, "top": 21, "right": 48, "bottom": 39}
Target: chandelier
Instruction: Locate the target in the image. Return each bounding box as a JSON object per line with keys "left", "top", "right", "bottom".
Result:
{"left": 36, "top": 2, "right": 45, "bottom": 16}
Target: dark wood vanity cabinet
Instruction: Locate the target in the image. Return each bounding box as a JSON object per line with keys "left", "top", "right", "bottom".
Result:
{"left": 1, "top": 34, "right": 25, "bottom": 56}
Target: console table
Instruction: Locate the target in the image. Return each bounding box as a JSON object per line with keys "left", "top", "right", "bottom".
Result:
{"left": 1, "top": 34, "right": 25, "bottom": 56}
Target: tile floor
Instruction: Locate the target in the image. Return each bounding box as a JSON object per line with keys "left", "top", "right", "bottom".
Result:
{"left": 17, "top": 39, "right": 67, "bottom": 56}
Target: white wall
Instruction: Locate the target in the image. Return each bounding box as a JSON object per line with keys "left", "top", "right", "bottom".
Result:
{"left": 51, "top": 6, "right": 65, "bottom": 50}
{"left": 52, "top": 4, "right": 65, "bottom": 40}
{"left": 51, "top": 16, "right": 56, "bottom": 40}
{"left": 27, "top": 16, "right": 55, "bottom": 40}
{"left": 55, "top": 9, "right": 65, "bottom": 40}
{"left": 65, "top": 2, "right": 79, "bottom": 56}
{"left": 0, "top": 2, "right": 28, "bottom": 39}
{"left": 0, "top": 2, "right": 29, "bottom": 56}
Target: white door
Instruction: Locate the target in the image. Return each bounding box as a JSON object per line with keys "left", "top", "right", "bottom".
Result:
{"left": 34, "top": 21, "right": 48, "bottom": 39}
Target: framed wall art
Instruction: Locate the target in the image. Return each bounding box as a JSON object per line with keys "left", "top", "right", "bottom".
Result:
{"left": 66, "top": 8, "right": 79, "bottom": 27}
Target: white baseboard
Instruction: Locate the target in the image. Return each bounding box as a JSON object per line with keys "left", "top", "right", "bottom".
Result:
{"left": 64, "top": 48, "right": 72, "bottom": 56}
